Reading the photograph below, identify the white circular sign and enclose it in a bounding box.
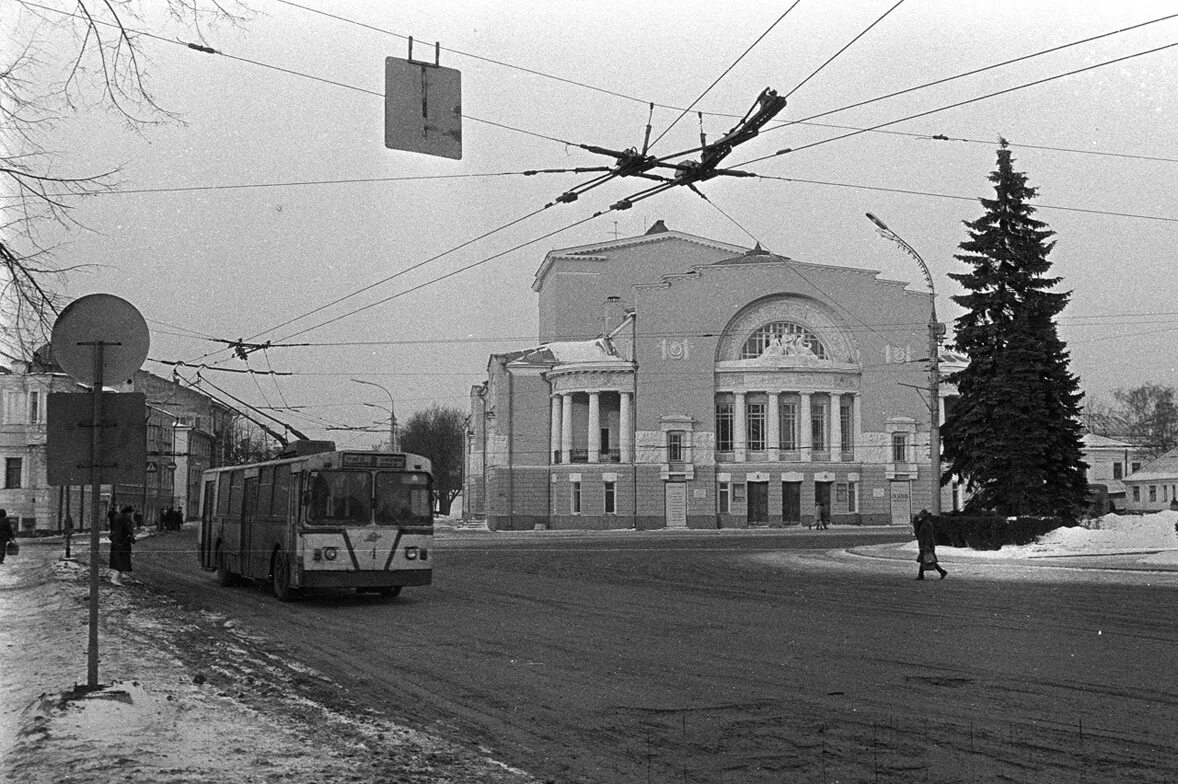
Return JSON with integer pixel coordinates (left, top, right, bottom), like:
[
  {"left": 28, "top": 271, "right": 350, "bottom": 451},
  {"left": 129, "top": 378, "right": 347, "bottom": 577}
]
[{"left": 50, "top": 294, "right": 150, "bottom": 386}]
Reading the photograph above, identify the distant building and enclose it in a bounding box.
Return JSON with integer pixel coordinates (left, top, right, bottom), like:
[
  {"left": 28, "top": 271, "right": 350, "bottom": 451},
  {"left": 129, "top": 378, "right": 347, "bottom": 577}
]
[
  {"left": 465, "top": 223, "right": 958, "bottom": 530},
  {"left": 1123, "top": 448, "right": 1178, "bottom": 513},
  {"left": 1081, "top": 433, "right": 1150, "bottom": 512},
  {"left": 0, "top": 346, "right": 232, "bottom": 533}
]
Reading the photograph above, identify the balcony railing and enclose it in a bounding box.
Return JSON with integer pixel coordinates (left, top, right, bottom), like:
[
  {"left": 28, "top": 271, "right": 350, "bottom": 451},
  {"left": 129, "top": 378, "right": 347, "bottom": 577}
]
[{"left": 553, "top": 449, "right": 621, "bottom": 464}]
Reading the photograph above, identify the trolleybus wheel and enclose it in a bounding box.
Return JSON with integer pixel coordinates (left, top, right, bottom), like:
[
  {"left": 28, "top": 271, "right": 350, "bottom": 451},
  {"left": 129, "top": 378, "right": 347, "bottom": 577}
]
[
  {"left": 377, "top": 586, "right": 402, "bottom": 599},
  {"left": 215, "top": 544, "right": 236, "bottom": 587},
  {"left": 271, "top": 549, "right": 296, "bottom": 602}
]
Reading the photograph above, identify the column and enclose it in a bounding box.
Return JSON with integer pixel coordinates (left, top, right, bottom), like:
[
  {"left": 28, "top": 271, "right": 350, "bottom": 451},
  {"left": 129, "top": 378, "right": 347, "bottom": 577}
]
[
  {"left": 619, "top": 391, "right": 633, "bottom": 463},
  {"left": 561, "top": 392, "right": 573, "bottom": 465},
  {"left": 799, "top": 392, "right": 812, "bottom": 462},
  {"left": 852, "top": 393, "right": 862, "bottom": 462},
  {"left": 767, "top": 392, "right": 780, "bottom": 462},
  {"left": 550, "top": 395, "right": 562, "bottom": 464},
  {"left": 830, "top": 392, "right": 842, "bottom": 463},
  {"left": 588, "top": 390, "right": 601, "bottom": 463},
  {"left": 734, "top": 391, "right": 747, "bottom": 462}
]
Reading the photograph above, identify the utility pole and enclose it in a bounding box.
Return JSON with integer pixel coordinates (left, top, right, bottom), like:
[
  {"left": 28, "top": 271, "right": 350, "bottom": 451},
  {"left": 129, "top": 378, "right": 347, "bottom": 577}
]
[{"left": 867, "top": 213, "right": 943, "bottom": 515}]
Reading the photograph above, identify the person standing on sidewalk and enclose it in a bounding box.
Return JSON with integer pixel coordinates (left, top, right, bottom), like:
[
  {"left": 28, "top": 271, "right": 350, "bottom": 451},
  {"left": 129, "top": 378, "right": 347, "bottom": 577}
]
[
  {"left": 0, "top": 509, "right": 14, "bottom": 564},
  {"left": 109, "top": 505, "right": 136, "bottom": 585},
  {"left": 913, "top": 510, "right": 947, "bottom": 580}
]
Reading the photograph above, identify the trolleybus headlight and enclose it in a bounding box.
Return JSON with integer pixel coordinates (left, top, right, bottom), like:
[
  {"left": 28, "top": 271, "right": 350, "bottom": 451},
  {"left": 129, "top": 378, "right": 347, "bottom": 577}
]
[
  {"left": 312, "top": 548, "right": 323, "bottom": 561},
  {"left": 405, "top": 546, "right": 418, "bottom": 560},
  {"left": 323, "top": 547, "right": 338, "bottom": 561},
  {"left": 419, "top": 548, "right": 428, "bottom": 560}
]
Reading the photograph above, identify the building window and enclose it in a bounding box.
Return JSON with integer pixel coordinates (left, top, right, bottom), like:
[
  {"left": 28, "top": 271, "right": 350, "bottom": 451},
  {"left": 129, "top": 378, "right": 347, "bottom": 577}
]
[
  {"left": 604, "top": 481, "right": 616, "bottom": 514},
  {"left": 4, "top": 458, "right": 21, "bottom": 489},
  {"left": 1149, "top": 485, "right": 1157, "bottom": 502},
  {"left": 1132, "top": 462, "right": 1142, "bottom": 472},
  {"left": 571, "top": 481, "right": 582, "bottom": 514},
  {"left": 1112, "top": 462, "right": 1123, "bottom": 480},
  {"left": 715, "top": 402, "right": 734, "bottom": 452},
  {"left": 891, "top": 433, "right": 908, "bottom": 463},
  {"left": 848, "top": 480, "right": 858, "bottom": 512},
  {"left": 667, "top": 430, "right": 686, "bottom": 463},
  {"left": 839, "top": 400, "right": 853, "bottom": 454},
  {"left": 779, "top": 400, "right": 798, "bottom": 451},
  {"left": 811, "top": 400, "right": 827, "bottom": 452},
  {"left": 28, "top": 390, "right": 40, "bottom": 424},
  {"left": 746, "top": 403, "right": 766, "bottom": 451},
  {"left": 719, "top": 482, "right": 730, "bottom": 513},
  {"left": 740, "top": 322, "right": 827, "bottom": 359},
  {"left": 1132, "top": 486, "right": 1140, "bottom": 502},
  {"left": 733, "top": 483, "right": 746, "bottom": 510}
]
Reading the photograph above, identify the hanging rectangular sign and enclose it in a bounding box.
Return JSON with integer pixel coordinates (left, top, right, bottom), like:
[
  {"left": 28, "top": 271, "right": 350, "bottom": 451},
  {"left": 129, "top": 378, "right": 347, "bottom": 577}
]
[
  {"left": 384, "top": 57, "right": 462, "bottom": 159},
  {"left": 47, "top": 393, "right": 147, "bottom": 486}
]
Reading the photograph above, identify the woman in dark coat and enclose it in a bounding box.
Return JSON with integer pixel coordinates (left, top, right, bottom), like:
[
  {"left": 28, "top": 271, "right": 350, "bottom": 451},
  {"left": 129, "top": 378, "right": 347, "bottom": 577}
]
[
  {"left": 109, "top": 505, "right": 135, "bottom": 585},
  {"left": 914, "top": 510, "right": 947, "bottom": 580}
]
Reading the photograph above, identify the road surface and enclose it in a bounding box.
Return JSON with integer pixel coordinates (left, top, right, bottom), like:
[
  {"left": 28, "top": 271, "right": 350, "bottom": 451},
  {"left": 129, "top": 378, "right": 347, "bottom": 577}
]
[{"left": 131, "top": 526, "right": 1178, "bottom": 783}]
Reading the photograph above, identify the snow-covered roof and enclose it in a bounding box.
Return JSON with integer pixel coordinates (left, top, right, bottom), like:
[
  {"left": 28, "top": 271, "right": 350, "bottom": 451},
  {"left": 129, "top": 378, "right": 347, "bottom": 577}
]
[
  {"left": 1125, "top": 447, "right": 1178, "bottom": 482},
  {"left": 506, "top": 337, "right": 627, "bottom": 367},
  {"left": 1083, "top": 433, "right": 1135, "bottom": 449}
]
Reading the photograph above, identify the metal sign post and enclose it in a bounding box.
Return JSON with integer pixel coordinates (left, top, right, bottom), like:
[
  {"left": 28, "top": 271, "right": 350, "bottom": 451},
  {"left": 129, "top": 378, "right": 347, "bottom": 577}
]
[
  {"left": 85, "top": 341, "right": 107, "bottom": 688},
  {"left": 50, "top": 294, "right": 149, "bottom": 690}
]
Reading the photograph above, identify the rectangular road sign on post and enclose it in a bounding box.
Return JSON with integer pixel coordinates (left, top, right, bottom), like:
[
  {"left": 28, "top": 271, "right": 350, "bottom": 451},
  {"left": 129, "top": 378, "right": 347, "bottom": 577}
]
[
  {"left": 47, "top": 392, "right": 147, "bottom": 486},
  {"left": 385, "top": 56, "right": 462, "bottom": 159}
]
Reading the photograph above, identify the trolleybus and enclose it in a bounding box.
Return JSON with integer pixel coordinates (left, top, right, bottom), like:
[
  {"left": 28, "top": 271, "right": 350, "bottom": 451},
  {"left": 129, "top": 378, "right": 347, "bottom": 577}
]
[{"left": 198, "top": 441, "right": 433, "bottom": 600}]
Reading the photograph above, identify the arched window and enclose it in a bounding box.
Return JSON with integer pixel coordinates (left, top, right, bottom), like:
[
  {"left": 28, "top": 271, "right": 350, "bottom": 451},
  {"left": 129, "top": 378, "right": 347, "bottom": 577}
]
[{"left": 741, "top": 322, "right": 826, "bottom": 359}]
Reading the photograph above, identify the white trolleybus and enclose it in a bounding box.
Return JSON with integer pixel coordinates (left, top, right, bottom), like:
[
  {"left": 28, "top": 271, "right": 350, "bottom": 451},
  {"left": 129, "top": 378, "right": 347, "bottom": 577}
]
[{"left": 198, "top": 441, "right": 433, "bottom": 601}]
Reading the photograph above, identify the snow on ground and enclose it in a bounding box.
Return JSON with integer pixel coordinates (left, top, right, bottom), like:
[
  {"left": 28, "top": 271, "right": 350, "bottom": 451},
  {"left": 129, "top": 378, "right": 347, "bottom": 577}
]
[
  {"left": 0, "top": 537, "right": 537, "bottom": 784},
  {"left": 903, "top": 510, "right": 1178, "bottom": 565}
]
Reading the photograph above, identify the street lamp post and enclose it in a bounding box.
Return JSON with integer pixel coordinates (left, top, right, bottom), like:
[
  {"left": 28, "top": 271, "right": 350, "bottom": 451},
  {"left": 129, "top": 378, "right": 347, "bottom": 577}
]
[
  {"left": 351, "top": 378, "right": 398, "bottom": 451},
  {"left": 866, "top": 213, "right": 943, "bottom": 515}
]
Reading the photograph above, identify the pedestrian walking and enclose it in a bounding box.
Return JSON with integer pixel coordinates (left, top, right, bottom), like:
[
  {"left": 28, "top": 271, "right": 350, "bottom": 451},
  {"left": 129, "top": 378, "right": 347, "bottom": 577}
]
[
  {"left": 109, "top": 505, "right": 136, "bottom": 585},
  {"left": 913, "top": 509, "right": 947, "bottom": 580},
  {"left": 819, "top": 499, "right": 831, "bottom": 529},
  {"left": 0, "top": 509, "right": 14, "bottom": 564}
]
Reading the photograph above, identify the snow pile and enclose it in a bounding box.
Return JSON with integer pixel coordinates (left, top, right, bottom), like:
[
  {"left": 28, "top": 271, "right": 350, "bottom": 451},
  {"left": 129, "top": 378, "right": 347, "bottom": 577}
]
[{"left": 930, "top": 511, "right": 1178, "bottom": 561}]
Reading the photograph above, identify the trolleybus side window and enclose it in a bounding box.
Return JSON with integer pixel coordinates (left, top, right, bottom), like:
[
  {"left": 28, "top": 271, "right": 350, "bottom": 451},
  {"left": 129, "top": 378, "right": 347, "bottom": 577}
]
[
  {"left": 228, "top": 471, "right": 244, "bottom": 519},
  {"left": 374, "top": 472, "right": 432, "bottom": 525},
  {"left": 306, "top": 470, "right": 371, "bottom": 523},
  {"left": 273, "top": 468, "right": 291, "bottom": 518},
  {"left": 216, "top": 473, "right": 233, "bottom": 516},
  {"left": 257, "top": 467, "right": 274, "bottom": 518}
]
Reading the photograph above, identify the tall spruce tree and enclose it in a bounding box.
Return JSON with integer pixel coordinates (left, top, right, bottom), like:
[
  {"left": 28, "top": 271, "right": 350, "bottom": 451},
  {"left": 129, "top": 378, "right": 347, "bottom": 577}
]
[{"left": 941, "top": 141, "right": 1088, "bottom": 521}]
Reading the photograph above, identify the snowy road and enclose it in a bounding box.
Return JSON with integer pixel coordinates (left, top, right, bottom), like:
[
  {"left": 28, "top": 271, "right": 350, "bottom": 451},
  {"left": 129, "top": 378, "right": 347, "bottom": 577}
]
[{"left": 107, "top": 525, "right": 1178, "bottom": 784}]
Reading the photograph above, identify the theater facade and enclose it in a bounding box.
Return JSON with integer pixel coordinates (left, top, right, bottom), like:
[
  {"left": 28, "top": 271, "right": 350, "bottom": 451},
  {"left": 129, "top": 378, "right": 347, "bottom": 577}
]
[{"left": 465, "top": 222, "right": 955, "bottom": 530}]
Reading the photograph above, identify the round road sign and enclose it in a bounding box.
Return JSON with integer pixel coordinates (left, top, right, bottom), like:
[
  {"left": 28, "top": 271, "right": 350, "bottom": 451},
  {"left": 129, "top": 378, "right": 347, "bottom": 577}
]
[{"left": 50, "top": 294, "right": 150, "bottom": 386}]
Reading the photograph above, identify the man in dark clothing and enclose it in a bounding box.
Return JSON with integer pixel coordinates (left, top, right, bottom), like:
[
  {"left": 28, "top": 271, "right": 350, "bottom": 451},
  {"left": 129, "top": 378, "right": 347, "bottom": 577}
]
[
  {"left": 914, "top": 509, "right": 947, "bottom": 580},
  {"left": 0, "top": 509, "right": 14, "bottom": 564},
  {"left": 109, "top": 505, "right": 135, "bottom": 585}
]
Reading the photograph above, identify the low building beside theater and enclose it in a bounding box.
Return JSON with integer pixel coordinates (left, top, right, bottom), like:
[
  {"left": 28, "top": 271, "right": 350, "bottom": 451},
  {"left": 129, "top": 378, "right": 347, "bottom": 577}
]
[{"left": 465, "top": 222, "right": 957, "bottom": 530}]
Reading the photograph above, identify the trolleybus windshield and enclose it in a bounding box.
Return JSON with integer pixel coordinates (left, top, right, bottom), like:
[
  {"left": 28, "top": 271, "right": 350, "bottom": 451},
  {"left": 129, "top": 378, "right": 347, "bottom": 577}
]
[
  {"left": 375, "top": 472, "right": 432, "bottom": 525},
  {"left": 306, "top": 470, "right": 431, "bottom": 525}
]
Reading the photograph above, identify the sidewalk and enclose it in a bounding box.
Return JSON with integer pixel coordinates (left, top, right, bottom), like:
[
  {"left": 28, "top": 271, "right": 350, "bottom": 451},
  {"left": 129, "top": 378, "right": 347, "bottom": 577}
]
[{"left": 0, "top": 538, "right": 537, "bottom": 784}]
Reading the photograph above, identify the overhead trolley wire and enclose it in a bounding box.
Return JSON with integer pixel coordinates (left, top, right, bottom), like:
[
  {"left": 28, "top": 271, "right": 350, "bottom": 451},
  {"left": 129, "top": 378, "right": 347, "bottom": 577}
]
[
  {"left": 735, "top": 12, "right": 1178, "bottom": 162},
  {"left": 647, "top": 1, "right": 802, "bottom": 151},
  {"left": 270, "top": 209, "right": 612, "bottom": 343},
  {"left": 16, "top": 0, "right": 574, "bottom": 149},
  {"left": 783, "top": 0, "right": 905, "bottom": 100},
  {"left": 735, "top": 37, "right": 1178, "bottom": 169},
  {"left": 753, "top": 173, "right": 1178, "bottom": 224}
]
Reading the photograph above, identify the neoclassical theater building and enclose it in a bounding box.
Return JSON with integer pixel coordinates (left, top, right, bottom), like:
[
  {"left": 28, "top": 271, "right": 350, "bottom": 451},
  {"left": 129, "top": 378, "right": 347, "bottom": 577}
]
[{"left": 465, "top": 221, "right": 955, "bottom": 530}]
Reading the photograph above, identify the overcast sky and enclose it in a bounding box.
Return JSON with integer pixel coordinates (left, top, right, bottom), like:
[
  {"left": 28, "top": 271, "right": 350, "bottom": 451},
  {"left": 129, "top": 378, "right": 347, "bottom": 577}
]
[{"left": 14, "top": 0, "right": 1178, "bottom": 447}]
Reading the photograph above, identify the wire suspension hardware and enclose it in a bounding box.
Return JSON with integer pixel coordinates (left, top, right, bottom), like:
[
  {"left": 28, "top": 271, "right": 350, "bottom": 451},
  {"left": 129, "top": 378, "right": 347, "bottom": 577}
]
[
  {"left": 545, "top": 87, "right": 787, "bottom": 211},
  {"left": 407, "top": 36, "right": 441, "bottom": 67}
]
